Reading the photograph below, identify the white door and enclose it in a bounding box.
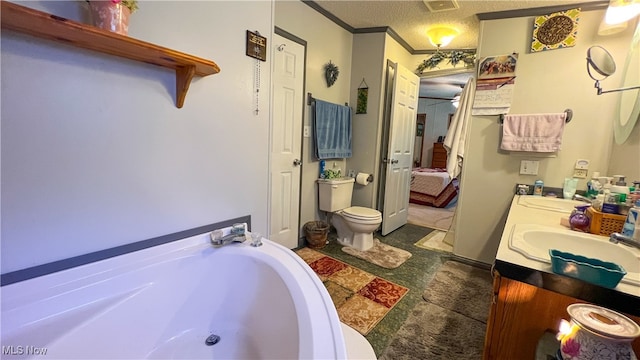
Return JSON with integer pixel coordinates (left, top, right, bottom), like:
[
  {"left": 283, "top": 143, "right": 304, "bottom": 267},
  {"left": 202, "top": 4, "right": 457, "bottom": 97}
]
[
  {"left": 269, "top": 34, "right": 304, "bottom": 249},
  {"left": 381, "top": 63, "right": 420, "bottom": 235}
]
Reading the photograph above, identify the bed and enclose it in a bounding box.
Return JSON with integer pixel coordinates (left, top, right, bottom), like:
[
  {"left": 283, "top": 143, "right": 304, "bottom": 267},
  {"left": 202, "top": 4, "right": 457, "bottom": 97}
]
[{"left": 409, "top": 167, "right": 458, "bottom": 208}]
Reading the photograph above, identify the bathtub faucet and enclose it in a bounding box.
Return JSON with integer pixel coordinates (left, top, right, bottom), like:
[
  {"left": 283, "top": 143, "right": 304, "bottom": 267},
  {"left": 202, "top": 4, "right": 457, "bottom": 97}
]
[{"left": 210, "top": 223, "right": 247, "bottom": 247}]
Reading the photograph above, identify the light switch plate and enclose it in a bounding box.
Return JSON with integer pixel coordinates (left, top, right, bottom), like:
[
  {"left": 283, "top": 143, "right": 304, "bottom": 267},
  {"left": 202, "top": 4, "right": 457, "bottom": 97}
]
[{"left": 520, "top": 160, "right": 539, "bottom": 175}]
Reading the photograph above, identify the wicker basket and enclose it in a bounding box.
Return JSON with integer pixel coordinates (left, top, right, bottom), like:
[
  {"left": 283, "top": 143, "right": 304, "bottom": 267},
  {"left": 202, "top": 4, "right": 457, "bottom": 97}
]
[
  {"left": 586, "top": 207, "right": 625, "bottom": 236},
  {"left": 303, "top": 221, "right": 330, "bottom": 249}
]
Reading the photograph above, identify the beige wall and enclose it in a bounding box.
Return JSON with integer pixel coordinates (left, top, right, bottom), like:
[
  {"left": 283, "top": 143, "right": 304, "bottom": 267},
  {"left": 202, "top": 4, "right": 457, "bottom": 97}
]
[
  {"left": 274, "top": 1, "right": 353, "bottom": 235},
  {"left": 348, "top": 32, "right": 386, "bottom": 208},
  {"left": 453, "top": 11, "right": 638, "bottom": 264}
]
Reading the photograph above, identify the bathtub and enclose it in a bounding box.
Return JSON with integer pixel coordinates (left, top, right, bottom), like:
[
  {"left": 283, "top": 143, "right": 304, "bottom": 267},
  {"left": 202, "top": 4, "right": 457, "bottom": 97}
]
[{"left": 1, "top": 224, "right": 348, "bottom": 359}]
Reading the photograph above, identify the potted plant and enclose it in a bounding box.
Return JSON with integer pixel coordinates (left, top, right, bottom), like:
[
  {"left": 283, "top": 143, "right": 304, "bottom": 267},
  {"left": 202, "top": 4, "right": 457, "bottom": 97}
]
[{"left": 86, "top": 0, "right": 138, "bottom": 35}]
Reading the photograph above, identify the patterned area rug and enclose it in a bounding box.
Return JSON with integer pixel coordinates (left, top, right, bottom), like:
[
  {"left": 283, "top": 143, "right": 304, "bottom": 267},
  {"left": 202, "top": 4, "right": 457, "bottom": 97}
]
[
  {"left": 296, "top": 247, "right": 409, "bottom": 335},
  {"left": 340, "top": 238, "right": 412, "bottom": 269},
  {"left": 414, "top": 230, "right": 453, "bottom": 253},
  {"left": 380, "top": 261, "right": 492, "bottom": 360}
]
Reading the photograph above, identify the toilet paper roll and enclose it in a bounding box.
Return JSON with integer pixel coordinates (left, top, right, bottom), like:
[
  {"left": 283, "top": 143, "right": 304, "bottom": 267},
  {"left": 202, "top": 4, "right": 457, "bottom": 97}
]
[{"left": 356, "top": 173, "right": 371, "bottom": 186}]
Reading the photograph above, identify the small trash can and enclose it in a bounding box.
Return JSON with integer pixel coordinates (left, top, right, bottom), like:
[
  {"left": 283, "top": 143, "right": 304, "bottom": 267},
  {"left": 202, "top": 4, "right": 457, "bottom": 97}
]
[{"left": 304, "top": 221, "right": 330, "bottom": 249}]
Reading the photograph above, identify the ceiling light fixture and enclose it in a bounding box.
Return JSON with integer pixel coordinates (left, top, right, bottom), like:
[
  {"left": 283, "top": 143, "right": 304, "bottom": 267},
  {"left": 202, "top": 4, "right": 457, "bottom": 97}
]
[
  {"left": 604, "top": 0, "right": 640, "bottom": 25},
  {"left": 426, "top": 27, "right": 459, "bottom": 48}
]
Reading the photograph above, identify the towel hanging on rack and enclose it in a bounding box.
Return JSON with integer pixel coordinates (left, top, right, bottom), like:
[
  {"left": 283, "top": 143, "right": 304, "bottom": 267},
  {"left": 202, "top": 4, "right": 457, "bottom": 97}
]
[
  {"left": 313, "top": 99, "right": 352, "bottom": 159},
  {"left": 500, "top": 112, "right": 567, "bottom": 152}
]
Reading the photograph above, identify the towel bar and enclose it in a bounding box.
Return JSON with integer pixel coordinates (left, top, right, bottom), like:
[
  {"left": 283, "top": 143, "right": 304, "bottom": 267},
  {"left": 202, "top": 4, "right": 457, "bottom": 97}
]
[
  {"left": 499, "top": 109, "right": 572, "bottom": 124},
  {"left": 307, "top": 92, "right": 348, "bottom": 107}
]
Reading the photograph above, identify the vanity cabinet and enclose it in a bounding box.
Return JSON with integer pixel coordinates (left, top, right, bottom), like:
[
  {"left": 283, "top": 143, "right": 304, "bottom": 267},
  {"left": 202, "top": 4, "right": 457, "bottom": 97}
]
[{"left": 483, "top": 273, "right": 640, "bottom": 359}]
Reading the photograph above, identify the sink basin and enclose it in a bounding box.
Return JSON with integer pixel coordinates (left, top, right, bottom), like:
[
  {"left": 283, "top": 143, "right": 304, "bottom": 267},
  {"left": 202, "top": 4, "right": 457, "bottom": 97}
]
[
  {"left": 509, "top": 224, "right": 640, "bottom": 286},
  {"left": 517, "top": 195, "right": 585, "bottom": 213}
]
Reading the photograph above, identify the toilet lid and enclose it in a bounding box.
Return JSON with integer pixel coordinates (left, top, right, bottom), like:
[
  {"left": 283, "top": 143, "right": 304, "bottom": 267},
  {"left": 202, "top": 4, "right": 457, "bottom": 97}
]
[{"left": 342, "top": 206, "right": 382, "bottom": 221}]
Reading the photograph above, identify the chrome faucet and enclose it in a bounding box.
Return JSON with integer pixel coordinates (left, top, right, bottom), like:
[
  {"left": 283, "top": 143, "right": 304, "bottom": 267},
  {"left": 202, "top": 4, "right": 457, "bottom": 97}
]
[
  {"left": 573, "top": 194, "right": 592, "bottom": 203},
  {"left": 210, "top": 223, "right": 247, "bottom": 247},
  {"left": 609, "top": 232, "right": 640, "bottom": 250}
]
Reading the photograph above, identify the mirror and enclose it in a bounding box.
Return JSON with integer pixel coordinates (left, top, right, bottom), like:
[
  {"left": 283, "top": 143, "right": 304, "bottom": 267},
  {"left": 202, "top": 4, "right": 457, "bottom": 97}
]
[
  {"left": 586, "top": 45, "right": 616, "bottom": 78},
  {"left": 586, "top": 44, "right": 640, "bottom": 96}
]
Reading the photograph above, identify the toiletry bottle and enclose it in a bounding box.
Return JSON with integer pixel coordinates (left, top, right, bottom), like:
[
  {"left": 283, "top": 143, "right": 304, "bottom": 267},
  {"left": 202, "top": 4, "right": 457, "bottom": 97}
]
[
  {"left": 621, "top": 199, "right": 640, "bottom": 238},
  {"left": 569, "top": 205, "right": 591, "bottom": 232},
  {"left": 586, "top": 172, "right": 601, "bottom": 198},
  {"left": 319, "top": 160, "right": 326, "bottom": 179},
  {"left": 533, "top": 180, "right": 544, "bottom": 196},
  {"left": 611, "top": 175, "right": 629, "bottom": 204}
]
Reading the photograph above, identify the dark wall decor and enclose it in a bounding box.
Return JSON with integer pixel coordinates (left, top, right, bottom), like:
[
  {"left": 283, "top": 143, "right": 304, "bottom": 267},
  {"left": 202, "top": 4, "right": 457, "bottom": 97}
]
[
  {"left": 246, "top": 30, "right": 267, "bottom": 61},
  {"left": 324, "top": 61, "right": 339, "bottom": 87},
  {"left": 356, "top": 78, "right": 368, "bottom": 114}
]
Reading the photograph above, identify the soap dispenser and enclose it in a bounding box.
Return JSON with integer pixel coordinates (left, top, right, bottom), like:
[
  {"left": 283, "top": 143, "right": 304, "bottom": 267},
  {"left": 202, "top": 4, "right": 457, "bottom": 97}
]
[{"left": 569, "top": 205, "right": 591, "bottom": 232}]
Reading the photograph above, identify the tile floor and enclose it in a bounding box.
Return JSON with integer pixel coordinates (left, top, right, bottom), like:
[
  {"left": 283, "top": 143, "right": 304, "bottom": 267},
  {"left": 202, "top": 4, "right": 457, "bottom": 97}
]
[{"left": 304, "top": 223, "right": 455, "bottom": 356}]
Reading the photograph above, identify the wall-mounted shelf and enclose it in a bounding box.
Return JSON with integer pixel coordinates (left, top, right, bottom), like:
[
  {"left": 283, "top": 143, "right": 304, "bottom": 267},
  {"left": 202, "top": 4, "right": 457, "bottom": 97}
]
[{"left": 0, "top": 1, "right": 220, "bottom": 108}]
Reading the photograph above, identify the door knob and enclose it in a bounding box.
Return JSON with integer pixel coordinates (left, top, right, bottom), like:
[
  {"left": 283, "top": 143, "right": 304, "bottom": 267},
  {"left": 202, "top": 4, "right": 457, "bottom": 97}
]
[
  {"left": 391, "top": 159, "right": 399, "bottom": 164},
  {"left": 293, "top": 159, "right": 302, "bottom": 166}
]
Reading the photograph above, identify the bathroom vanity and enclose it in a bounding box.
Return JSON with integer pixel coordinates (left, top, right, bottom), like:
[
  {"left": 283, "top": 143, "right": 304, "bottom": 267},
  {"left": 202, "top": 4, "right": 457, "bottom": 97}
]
[{"left": 483, "top": 195, "right": 640, "bottom": 359}]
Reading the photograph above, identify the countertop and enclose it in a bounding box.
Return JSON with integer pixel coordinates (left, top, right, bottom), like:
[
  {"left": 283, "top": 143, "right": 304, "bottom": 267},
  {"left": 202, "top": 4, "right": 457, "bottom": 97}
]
[{"left": 494, "top": 195, "right": 640, "bottom": 317}]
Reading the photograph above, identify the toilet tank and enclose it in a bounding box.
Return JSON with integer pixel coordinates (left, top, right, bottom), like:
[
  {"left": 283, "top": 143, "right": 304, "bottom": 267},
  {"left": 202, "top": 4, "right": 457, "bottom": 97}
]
[{"left": 318, "top": 177, "right": 355, "bottom": 212}]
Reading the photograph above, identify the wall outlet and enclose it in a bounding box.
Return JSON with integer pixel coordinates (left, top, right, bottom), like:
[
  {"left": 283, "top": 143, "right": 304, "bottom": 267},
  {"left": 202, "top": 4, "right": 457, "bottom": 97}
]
[
  {"left": 303, "top": 126, "right": 310, "bottom": 138},
  {"left": 348, "top": 169, "right": 356, "bottom": 178},
  {"left": 519, "top": 160, "right": 539, "bottom": 175},
  {"left": 573, "top": 169, "right": 588, "bottom": 178}
]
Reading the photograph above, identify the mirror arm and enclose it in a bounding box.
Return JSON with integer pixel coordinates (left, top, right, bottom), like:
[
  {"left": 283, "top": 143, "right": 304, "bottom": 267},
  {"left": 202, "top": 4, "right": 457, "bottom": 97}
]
[{"left": 595, "top": 83, "right": 640, "bottom": 95}]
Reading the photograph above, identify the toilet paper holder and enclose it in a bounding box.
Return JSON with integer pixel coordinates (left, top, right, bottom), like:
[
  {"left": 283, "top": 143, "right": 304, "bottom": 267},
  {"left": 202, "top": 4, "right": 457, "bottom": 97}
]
[{"left": 354, "top": 173, "right": 373, "bottom": 183}]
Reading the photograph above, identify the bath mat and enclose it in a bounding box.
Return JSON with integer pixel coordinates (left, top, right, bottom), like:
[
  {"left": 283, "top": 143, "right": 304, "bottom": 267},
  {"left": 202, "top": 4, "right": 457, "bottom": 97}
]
[
  {"left": 422, "top": 260, "right": 493, "bottom": 323},
  {"left": 295, "top": 247, "right": 409, "bottom": 335},
  {"left": 379, "top": 260, "right": 491, "bottom": 360},
  {"left": 413, "top": 230, "right": 452, "bottom": 253},
  {"left": 340, "top": 238, "right": 412, "bottom": 269}
]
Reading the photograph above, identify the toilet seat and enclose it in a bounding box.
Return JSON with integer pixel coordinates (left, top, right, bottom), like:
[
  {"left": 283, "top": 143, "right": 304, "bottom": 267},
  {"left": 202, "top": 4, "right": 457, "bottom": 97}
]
[{"left": 341, "top": 206, "right": 382, "bottom": 224}]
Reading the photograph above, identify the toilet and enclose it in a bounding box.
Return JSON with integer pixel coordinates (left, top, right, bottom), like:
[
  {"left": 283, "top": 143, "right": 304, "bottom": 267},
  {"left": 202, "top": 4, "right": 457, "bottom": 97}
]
[{"left": 318, "top": 177, "right": 382, "bottom": 251}]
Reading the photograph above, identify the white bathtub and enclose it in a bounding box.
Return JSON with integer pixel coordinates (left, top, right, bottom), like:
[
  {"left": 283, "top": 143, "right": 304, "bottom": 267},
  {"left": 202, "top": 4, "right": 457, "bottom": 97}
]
[{"left": 1, "top": 225, "right": 348, "bottom": 359}]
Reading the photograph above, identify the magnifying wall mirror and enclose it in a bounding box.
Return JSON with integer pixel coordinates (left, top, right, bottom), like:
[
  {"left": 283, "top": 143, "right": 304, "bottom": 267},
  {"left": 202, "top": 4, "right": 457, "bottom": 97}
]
[
  {"left": 586, "top": 24, "right": 640, "bottom": 144},
  {"left": 586, "top": 45, "right": 640, "bottom": 95}
]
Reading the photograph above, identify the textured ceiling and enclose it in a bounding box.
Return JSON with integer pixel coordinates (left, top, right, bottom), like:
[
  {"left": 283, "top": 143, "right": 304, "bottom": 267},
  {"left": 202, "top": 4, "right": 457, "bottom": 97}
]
[
  {"left": 313, "top": 0, "right": 604, "bottom": 51},
  {"left": 310, "top": 0, "right": 605, "bottom": 98}
]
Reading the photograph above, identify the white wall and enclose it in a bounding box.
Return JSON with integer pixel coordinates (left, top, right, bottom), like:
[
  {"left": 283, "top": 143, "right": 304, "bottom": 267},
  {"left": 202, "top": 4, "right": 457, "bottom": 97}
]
[
  {"left": 1, "top": 0, "right": 273, "bottom": 273},
  {"left": 453, "top": 10, "right": 637, "bottom": 264},
  {"left": 274, "top": 1, "right": 353, "bottom": 231}
]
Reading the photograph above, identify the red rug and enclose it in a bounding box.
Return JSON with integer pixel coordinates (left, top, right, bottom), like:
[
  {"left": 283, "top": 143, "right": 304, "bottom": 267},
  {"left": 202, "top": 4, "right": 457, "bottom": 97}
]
[{"left": 296, "top": 247, "right": 409, "bottom": 335}]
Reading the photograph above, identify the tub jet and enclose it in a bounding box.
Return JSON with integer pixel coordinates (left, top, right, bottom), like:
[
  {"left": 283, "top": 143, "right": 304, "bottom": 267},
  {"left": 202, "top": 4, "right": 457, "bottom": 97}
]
[{"left": 205, "top": 334, "right": 220, "bottom": 346}]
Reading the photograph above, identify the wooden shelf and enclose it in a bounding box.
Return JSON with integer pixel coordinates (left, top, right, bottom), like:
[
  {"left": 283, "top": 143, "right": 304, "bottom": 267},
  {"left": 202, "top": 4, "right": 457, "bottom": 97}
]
[{"left": 1, "top": 1, "right": 220, "bottom": 108}]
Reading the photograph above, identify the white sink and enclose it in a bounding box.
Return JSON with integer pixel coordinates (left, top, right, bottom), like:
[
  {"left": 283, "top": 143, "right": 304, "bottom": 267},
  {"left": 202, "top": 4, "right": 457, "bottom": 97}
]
[
  {"left": 517, "top": 195, "right": 585, "bottom": 213},
  {"left": 509, "top": 224, "right": 640, "bottom": 286}
]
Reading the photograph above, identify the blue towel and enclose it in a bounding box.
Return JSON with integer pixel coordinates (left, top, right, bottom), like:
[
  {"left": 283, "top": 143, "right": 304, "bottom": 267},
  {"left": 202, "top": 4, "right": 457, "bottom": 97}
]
[{"left": 313, "top": 99, "right": 352, "bottom": 159}]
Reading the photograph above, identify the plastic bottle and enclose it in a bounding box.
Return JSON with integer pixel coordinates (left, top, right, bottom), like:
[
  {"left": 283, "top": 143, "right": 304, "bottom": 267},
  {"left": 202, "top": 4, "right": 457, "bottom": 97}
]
[
  {"left": 319, "top": 160, "right": 326, "bottom": 179},
  {"left": 621, "top": 200, "right": 640, "bottom": 238},
  {"left": 569, "top": 205, "right": 591, "bottom": 232},
  {"left": 586, "top": 172, "right": 601, "bottom": 198},
  {"left": 611, "top": 175, "right": 629, "bottom": 204},
  {"left": 533, "top": 180, "right": 544, "bottom": 196}
]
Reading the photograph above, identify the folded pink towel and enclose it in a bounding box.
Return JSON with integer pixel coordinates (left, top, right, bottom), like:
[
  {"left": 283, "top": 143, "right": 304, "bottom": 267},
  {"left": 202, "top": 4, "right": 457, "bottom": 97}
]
[{"left": 500, "top": 113, "right": 566, "bottom": 152}]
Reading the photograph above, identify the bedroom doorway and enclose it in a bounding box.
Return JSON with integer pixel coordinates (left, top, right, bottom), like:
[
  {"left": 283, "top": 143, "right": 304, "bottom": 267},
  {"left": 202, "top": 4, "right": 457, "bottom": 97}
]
[{"left": 408, "top": 69, "right": 472, "bottom": 252}]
